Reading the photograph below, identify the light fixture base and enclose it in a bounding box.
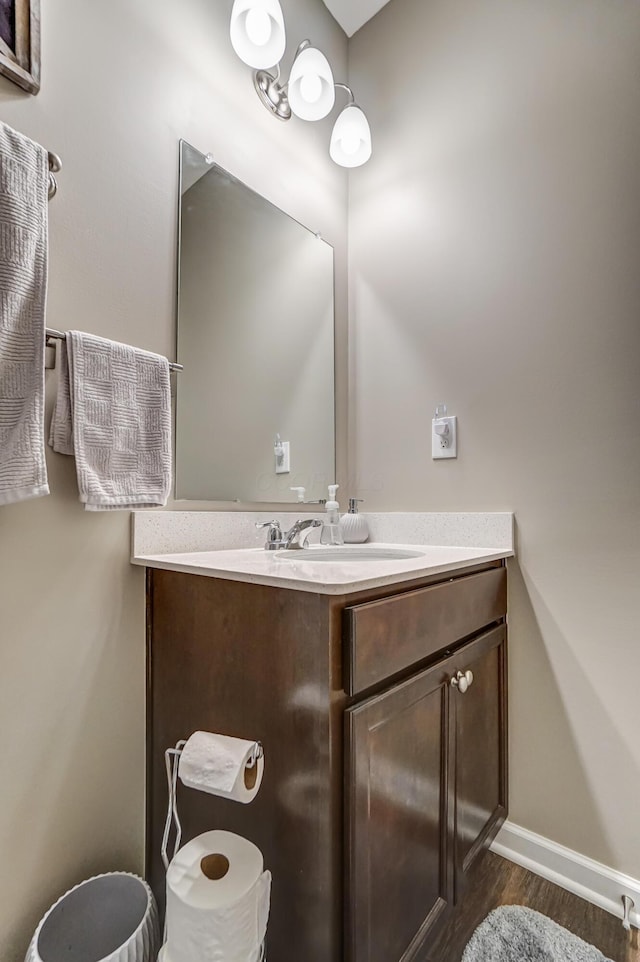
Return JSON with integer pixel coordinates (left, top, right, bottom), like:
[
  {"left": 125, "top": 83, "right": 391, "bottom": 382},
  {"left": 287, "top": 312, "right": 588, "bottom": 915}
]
[{"left": 254, "top": 70, "right": 291, "bottom": 121}]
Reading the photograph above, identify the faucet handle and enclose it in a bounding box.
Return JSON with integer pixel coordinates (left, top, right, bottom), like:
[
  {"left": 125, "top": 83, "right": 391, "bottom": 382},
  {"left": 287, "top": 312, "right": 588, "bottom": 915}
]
[{"left": 255, "top": 520, "right": 283, "bottom": 550}]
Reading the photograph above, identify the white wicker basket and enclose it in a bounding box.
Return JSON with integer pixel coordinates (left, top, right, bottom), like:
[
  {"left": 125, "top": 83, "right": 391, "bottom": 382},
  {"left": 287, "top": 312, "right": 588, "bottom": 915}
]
[{"left": 24, "top": 872, "right": 160, "bottom": 962}]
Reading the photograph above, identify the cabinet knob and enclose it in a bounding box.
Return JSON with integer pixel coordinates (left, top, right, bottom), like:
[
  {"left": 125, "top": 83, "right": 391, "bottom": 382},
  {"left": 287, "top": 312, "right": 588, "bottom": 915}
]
[{"left": 451, "top": 669, "right": 474, "bottom": 694}]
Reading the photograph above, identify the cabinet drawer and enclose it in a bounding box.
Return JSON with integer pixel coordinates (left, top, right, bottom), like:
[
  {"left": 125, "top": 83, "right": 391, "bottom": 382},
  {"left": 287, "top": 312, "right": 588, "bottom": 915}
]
[{"left": 343, "top": 566, "right": 507, "bottom": 695}]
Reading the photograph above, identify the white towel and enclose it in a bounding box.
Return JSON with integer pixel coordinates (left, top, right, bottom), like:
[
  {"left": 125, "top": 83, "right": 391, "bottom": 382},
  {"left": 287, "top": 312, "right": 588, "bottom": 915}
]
[
  {"left": 49, "top": 331, "right": 172, "bottom": 510},
  {"left": 0, "top": 122, "right": 50, "bottom": 505}
]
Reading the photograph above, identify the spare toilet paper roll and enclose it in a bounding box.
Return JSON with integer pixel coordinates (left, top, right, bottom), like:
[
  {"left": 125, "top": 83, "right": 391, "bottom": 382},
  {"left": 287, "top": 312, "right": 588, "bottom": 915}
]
[
  {"left": 164, "top": 831, "right": 271, "bottom": 962},
  {"left": 178, "top": 731, "right": 264, "bottom": 803}
]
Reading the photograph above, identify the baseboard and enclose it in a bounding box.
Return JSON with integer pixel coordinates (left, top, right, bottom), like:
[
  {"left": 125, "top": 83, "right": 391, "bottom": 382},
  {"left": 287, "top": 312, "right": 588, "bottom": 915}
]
[{"left": 491, "top": 821, "right": 640, "bottom": 930}]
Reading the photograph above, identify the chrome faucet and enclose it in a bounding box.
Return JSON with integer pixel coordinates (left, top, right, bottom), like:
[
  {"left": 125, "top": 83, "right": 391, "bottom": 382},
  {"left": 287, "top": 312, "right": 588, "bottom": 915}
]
[
  {"left": 256, "top": 518, "right": 322, "bottom": 551},
  {"left": 283, "top": 518, "right": 323, "bottom": 549}
]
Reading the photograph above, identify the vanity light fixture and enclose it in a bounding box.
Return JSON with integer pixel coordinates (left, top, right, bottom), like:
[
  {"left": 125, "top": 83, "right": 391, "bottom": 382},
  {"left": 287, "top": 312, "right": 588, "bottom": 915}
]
[
  {"left": 330, "top": 84, "right": 372, "bottom": 168},
  {"left": 288, "top": 43, "right": 335, "bottom": 121},
  {"left": 229, "top": 0, "right": 372, "bottom": 167},
  {"left": 230, "top": 0, "right": 287, "bottom": 69}
]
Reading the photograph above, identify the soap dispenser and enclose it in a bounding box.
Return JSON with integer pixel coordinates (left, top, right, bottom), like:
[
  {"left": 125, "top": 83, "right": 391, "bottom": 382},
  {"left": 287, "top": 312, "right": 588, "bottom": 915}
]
[
  {"left": 320, "top": 484, "right": 344, "bottom": 546},
  {"left": 340, "top": 498, "right": 369, "bottom": 544}
]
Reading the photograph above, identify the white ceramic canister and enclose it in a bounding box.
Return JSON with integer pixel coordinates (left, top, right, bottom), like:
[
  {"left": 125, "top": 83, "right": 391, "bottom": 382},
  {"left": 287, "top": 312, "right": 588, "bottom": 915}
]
[{"left": 340, "top": 498, "right": 369, "bottom": 543}]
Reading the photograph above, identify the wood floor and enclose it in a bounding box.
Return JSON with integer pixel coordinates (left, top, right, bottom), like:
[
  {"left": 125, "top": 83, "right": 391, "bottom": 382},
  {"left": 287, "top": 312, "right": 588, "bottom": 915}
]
[{"left": 427, "top": 853, "right": 639, "bottom": 962}]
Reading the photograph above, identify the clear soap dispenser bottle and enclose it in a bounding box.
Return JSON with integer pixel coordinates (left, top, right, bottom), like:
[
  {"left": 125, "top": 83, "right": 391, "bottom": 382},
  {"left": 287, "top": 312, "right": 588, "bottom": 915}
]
[{"left": 320, "top": 484, "right": 344, "bottom": 546}]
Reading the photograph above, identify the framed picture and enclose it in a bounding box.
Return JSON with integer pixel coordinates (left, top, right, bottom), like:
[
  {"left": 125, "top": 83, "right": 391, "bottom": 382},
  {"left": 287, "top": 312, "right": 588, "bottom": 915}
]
[{"left": 0, "top": 0, "right": 40, "bottom": 94}]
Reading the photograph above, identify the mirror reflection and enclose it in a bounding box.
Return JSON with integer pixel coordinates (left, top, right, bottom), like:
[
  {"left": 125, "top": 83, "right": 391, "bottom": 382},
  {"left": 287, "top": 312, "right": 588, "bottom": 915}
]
[{"left": 175, "top": 142, "right": 335, "bottom": 503}]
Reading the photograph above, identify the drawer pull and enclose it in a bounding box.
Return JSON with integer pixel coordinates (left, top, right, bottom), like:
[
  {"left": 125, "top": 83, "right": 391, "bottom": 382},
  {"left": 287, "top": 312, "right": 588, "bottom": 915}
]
[{"left": 451, "top": 669, "right": 474, "bottom": 694}]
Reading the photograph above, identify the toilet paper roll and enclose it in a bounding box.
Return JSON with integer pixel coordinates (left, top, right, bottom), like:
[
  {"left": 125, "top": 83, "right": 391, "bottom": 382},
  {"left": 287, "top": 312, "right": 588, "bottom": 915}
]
[
  {"left": 159, "top": 944, "right": 265, "bottom": 962},
  {"left": 178, "top": 731, "right": 264, "bottom": 803},
  {"left": 165, "top": 831, "right": 271, "bottom": 962}
]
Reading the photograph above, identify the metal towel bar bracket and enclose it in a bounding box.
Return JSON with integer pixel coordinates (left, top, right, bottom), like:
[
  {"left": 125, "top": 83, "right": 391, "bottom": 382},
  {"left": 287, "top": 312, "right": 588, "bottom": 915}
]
[{"left": 47, "top": 151, "right": 61, "bottom": 200}]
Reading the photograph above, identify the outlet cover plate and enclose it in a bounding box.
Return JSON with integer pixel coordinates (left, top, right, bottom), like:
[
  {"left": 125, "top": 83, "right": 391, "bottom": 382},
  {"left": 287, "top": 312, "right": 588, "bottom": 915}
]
[
  {"left": 432, "top": 416, "right": 457, "bottom": 459},
  {"left": 276, "top": 441, "right": 290, "bottom": 474}
]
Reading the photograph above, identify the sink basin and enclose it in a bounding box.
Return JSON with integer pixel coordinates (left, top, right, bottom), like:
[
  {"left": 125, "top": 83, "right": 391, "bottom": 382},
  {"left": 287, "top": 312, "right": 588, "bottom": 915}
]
[{"left": 275, "top": 546, "right": 426, "bottom": 563}]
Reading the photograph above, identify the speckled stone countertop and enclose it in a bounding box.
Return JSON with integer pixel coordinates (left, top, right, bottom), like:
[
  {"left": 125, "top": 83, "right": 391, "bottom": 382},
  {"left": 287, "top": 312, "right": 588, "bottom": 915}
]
[{"left": 131, "top": 512, "right": 514, "bottom": 595}]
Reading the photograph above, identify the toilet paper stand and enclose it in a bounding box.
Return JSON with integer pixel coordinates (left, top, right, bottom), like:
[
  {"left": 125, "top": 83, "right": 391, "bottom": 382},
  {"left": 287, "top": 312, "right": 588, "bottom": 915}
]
[
  {"left": 160, "top": 738, "right": 267, "bottom": 962},
  {"left": 161, "top": 740, "right": 187, "bottom": 871},
  {"left": 161, "top": 738, "right": 264, "bottom": 870}
]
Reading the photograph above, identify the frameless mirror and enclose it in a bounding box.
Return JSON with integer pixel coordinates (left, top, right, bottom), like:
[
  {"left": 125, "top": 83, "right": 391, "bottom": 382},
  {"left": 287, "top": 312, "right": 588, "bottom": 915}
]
[{"left": 175, "top": 141, "right": 336, "bottom": 503}]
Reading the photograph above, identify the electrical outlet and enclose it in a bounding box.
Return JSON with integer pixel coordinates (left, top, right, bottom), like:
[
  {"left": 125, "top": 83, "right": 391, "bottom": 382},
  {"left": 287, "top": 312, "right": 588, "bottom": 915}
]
[{"left": 432, "top": 416, "right": 457, "bottom": 459}]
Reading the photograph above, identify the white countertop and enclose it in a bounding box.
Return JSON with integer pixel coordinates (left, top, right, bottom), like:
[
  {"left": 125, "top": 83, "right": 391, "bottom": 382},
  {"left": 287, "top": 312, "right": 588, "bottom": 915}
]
[{"left": 131, "top": 543, "right": 513, "bottom": 595}]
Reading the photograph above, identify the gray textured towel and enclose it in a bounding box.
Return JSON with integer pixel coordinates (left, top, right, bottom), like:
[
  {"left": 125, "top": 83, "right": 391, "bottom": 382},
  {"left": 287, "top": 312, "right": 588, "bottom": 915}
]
[
  {"left": 49, "top": 332, "right": 171, "bottom": 510},
  {"left": 0, "top": 122, "right": 50, "bottom": 505},
  {"left": 462, "top": 905, "right": 613, "bottom": 962}
]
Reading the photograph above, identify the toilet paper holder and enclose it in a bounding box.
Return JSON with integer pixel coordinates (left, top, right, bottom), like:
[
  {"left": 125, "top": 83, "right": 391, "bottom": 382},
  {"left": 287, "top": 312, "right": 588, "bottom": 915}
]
[{"left": 161, "top": 738, "right": 264, "bottom": 870}]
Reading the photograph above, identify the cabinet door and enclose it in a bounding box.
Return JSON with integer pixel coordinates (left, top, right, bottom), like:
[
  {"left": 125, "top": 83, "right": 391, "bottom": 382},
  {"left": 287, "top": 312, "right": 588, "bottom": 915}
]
[
  {"left": 345, "top": 657, "right": 455, "bottom": 962},
  {"left": 452, "top": 624, "right": 508, "bottom": 897}
]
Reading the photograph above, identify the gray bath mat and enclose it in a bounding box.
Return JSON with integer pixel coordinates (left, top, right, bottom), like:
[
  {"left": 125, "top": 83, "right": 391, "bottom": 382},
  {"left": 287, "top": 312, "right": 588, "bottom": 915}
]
[{"left": 462, "top": 905, "right": 613, "bottom": 962}]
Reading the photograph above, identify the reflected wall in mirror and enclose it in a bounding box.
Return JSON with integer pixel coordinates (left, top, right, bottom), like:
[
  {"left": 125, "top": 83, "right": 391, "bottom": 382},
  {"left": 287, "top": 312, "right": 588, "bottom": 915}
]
[{"left": 176, "top": 141, "right": 336, "bottom": 503}]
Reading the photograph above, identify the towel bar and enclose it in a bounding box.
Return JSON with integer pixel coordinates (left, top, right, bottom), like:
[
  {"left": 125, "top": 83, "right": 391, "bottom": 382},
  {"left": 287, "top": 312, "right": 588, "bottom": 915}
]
[{"left": 45, "top": 328, "right": 184, "bottom": 372}]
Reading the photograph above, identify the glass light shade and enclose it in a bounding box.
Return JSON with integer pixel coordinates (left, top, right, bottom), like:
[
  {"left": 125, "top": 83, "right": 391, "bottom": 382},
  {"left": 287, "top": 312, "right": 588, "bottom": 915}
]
[
  {"left": 330, "top": 105, "right": 372, "bottom": 168},
  {"left": 230, "top": 0, "right": 286, "bottom": 69},
  {"left": 288, "top": 47, "right": 335, "bottom": 122}
]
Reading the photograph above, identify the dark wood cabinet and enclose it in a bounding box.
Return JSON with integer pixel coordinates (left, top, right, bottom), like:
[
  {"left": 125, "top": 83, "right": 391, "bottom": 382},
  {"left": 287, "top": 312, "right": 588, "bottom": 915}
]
[
  {"left": 345, "top": 656, "right": 453, "bottom": 962},
  {"left": 453, "top": 626, "right": 508, "bottom": 900},
  {"left": 146, "top": 561, "right": 508, "bottom": 962},
  {"left": 345, "top": 625, "right": 507, "bottom": 962}
]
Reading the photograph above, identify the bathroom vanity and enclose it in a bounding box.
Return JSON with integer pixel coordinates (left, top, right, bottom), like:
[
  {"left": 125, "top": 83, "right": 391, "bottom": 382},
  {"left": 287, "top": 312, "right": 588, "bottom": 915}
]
[{"left": 140, "top": 539, "right": 509, "bottom": 962}]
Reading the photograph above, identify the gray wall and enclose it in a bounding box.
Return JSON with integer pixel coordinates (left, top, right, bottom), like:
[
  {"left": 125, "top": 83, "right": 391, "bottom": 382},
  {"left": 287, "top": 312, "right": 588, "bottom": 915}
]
[
  {"left": 0, "top": 1, "right": 347, "bottom": 959},
  {"left": 348, "top": 0, "right": 640, "bottom": 875}
]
